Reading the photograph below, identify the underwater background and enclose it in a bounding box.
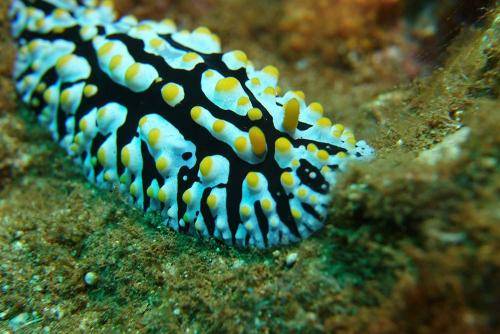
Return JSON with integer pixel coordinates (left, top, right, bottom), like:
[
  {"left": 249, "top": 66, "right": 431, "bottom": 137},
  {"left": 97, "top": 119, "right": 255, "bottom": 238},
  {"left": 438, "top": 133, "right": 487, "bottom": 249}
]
[{"left": 0, "top": 0, "right": 499, "bottom": 332}]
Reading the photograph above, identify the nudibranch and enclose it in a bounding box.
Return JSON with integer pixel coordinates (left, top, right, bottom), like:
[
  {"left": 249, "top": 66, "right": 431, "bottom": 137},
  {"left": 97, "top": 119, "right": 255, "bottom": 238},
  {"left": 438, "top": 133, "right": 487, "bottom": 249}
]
[{"left": 10, "top": 0, "right": 374, "bottom": 248}]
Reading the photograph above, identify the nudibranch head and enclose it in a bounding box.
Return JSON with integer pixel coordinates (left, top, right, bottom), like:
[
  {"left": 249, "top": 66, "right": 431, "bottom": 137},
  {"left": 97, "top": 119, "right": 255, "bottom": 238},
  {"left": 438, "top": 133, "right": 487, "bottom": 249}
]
[{"left": 10, "top": 0, "right": 374, "bottom": 248}]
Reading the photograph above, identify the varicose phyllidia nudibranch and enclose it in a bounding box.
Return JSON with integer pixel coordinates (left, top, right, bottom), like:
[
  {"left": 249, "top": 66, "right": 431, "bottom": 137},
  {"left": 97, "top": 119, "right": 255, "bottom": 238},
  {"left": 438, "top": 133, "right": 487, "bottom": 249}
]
[{"left": 10, "top": 0, "right": 375, "bottom": 248}]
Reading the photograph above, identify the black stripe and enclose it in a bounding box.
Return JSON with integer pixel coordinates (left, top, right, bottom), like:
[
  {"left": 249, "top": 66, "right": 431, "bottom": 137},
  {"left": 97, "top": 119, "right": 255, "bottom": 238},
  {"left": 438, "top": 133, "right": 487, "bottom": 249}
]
[
  {"left": 254, "top": 201, "right": 269, "bottom": 247},
  {"left": 200, "top": 187, "right": 216, "bottom": 236}
]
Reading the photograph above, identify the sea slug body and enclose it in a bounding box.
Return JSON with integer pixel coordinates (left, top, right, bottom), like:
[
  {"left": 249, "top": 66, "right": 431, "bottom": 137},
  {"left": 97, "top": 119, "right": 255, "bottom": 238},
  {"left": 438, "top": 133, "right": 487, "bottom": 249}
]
[{"left": 10, "top": 0, "right": 374, "bottom": 248}]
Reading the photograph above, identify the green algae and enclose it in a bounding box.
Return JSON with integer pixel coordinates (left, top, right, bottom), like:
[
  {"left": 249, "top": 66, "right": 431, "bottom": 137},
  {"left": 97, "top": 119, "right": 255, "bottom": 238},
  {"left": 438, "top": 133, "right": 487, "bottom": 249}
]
[{"left": 1, "top": 2, "right": 499, "bottom": 333}]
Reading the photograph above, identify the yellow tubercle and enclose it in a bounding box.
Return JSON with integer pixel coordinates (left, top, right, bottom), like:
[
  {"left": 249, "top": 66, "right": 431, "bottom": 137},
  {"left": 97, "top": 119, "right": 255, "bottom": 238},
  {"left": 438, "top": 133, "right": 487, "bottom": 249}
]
[
  {"left": 53, "top": 27, "right": 66, "bottom": 34},
  {"left": 310, "top": 195, "right": 318, "bottom": 204},
  {"left": 261, "top": 199, "right": 272, "bottom": 212},
  {"left": 129, "top": 183, "right": 138, "bottom": 197},
  {"left": 161, "top": 83, "right": 180, "bottom": 103},
  {"left": 246, "top": 172, "right": 260, "bottom": 189},
  {"left": 137, "top": 24, "right": 153, "bottom": 31},
  {"left": 60, "top": 89, "right": 71, "bottom": 106},
  {"left": 28, "top": 39, "right": 40, "bottom": 53},
  {"left": 247, "top": 108, "right": 263, "bottom": 121},
  {"left": 200, "top": 157, "right": 213, "bottom": 177},
  {"left": 275, "top": 137, "right": 292, "bottom": 154},
  {"left": 317, "top": 150, "right": 329, "bottom": 161},
  {"left": 309, "top": 102, "right": 324, "bottom": 115},
  {"left": 250, "top": 77, "right": 261, "bottom": 86},
  {"left": 27, "top": 40, "right": 40, "bottom": 53},
  {"left": 240, "top": 205, "right": 252, "bottom": 217},
  {"left": 336, "top": 152, "right": 347, "bottom": 159},
  {"left": 139, "top": 22, "right": 155, "bottom": 30},
  {"left": 83, "top": 8, "right": 97, "bottom": 17},
  {"left": 69, "top": 144, "right": 79, "bottom": 153},
  {"left": 43, "top": 90, "right": 52, "bottom": 104},
  {"left": 211, "top": 34, "right": 221, "bottom": 45},
  {"left": 97, "top": 147, "right": 106, "bottom": 166},
  {"left": 237, "top": 96, "right": 250, "bottom": 106},
  {"left": 291, "top": 208, "right": 302, "bottom": 219},
  {"left": 109, "top": 55, "right": 123, "bottom": 71},
  {"left": 263, "top": 87, "right": 276, "bottom": 96},
  {"left": 212, "top": 120, "right": 226, "bottom": 133},
  {"left": 234, "top": 51, "right": 248, "bottom": 63},
  {"left": 158, "top": 189, "right": 168, "bottom": 203},
  {"left": 23, "top": 76, "right": 34, "bottom": 86},
  {"left": 346, "top": 136, "right": 357, "bottom": 145},
  {"left": 249, "top": 127, "right": 267, "bottom": 156},
  {"left": 194, "top": 26, "right": 211, "bottom": 35},
  {"left": 182, "top": 189, "right": 192, "bottom": 204},
  {"left": 56, "top": 54, "right": 74, "bottom": 70},
  {"left": 139, "top": 116, "right": 148, "bottom": 127},
  {"left": 317, "top": 117, "right": 332, "bottom": 127},
  {"left": 161, "top": 18, "right": 176, "bottom": 28},
  {"left": 190, "top": 106, "right": 203, "bottom": 121},
  {"left": 215, "top": 77, "right": 239, "bottom": 92},
  {"left": 121, "top": 147, "right": 131, "bottom": 166},
  {"left": 125, "top": 63, "right": 141, "bottom": 81},
  {"left": 101, "top": 0, "right": 114, "bottom": 9},
  {"left": 35, "top": 18, "right": 46, "bottom": 29},
  {"left": 31, "top": 61, "right": 41, "bottom": 71},
  {"left": 79, "top": 119, "right": 88, "bottom": 132},
  {"left": 207, "top": 194, "right": 217, "bottom": 209},
  {"left": 80, "top": 26, "right": 92, "bottom": 38},
  {"left": 97, "top": 42, "right": 114, "bottom": 56},
  {"left": 297, "top": 187, "right": 308, "bottom": 198},
  {"left": 194, "top": 220, "right": 204, "bottom": 231},
  {"left": 307, "top": 143, "right": 317, "bottom": 152},
  {"left": 331, "top": 124, "right": 344, "bottom": 138},
  {"left": 149, "top": 38, "right": 165, "bottom": 49},
  {"left": 280, "top": 172, "right": 294, "bottom": 187},
  {"left": 147, "top": 128, "right": 161, "bottom": 147},
  {"left": 155, "top": 156, "right": 169, "bottom": 172},
  {"left": 146, "top": 186, "right": 155, "bottom": 198},
  {"left": 234, "top": 136, "right": 247, "bottom": 153},
  {"left": 294, "top": 90, "right": 306, "bottom": 100},
  {"left": 283, "top": 98, "right": 300, "bottom": 133},
  {"left": 74, "top": 133, "right": 83, "bottom": 145},
  {"left": 103, "top": 171, "right": 113, "bottom": 182},
  {"left": 83, "top": 84, "right": 98, "bottom": 98},
  {"left": 119, "top": 174, "right": 129, "bottom": 185},
  {"left": 182, "top": 52, "right": 199, "bottom": 62},
  {"left": 97, "top": 107, "right": 107, "bottom": 121},
  {"left": 36, "top": 83, "right": 47, "bottom": 93},
  {"left": 54, "top": 9, "right": 68, "bottom": 19},
  {"left": 262, "top": 65, "right": 279, "bottom": 79}
]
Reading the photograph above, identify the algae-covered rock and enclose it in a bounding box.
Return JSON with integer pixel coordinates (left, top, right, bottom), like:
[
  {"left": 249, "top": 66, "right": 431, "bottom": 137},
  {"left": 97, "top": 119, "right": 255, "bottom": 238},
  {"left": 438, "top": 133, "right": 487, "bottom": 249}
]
[{"left": 417, "top": 126, "right": 470, "bottom": 165}]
